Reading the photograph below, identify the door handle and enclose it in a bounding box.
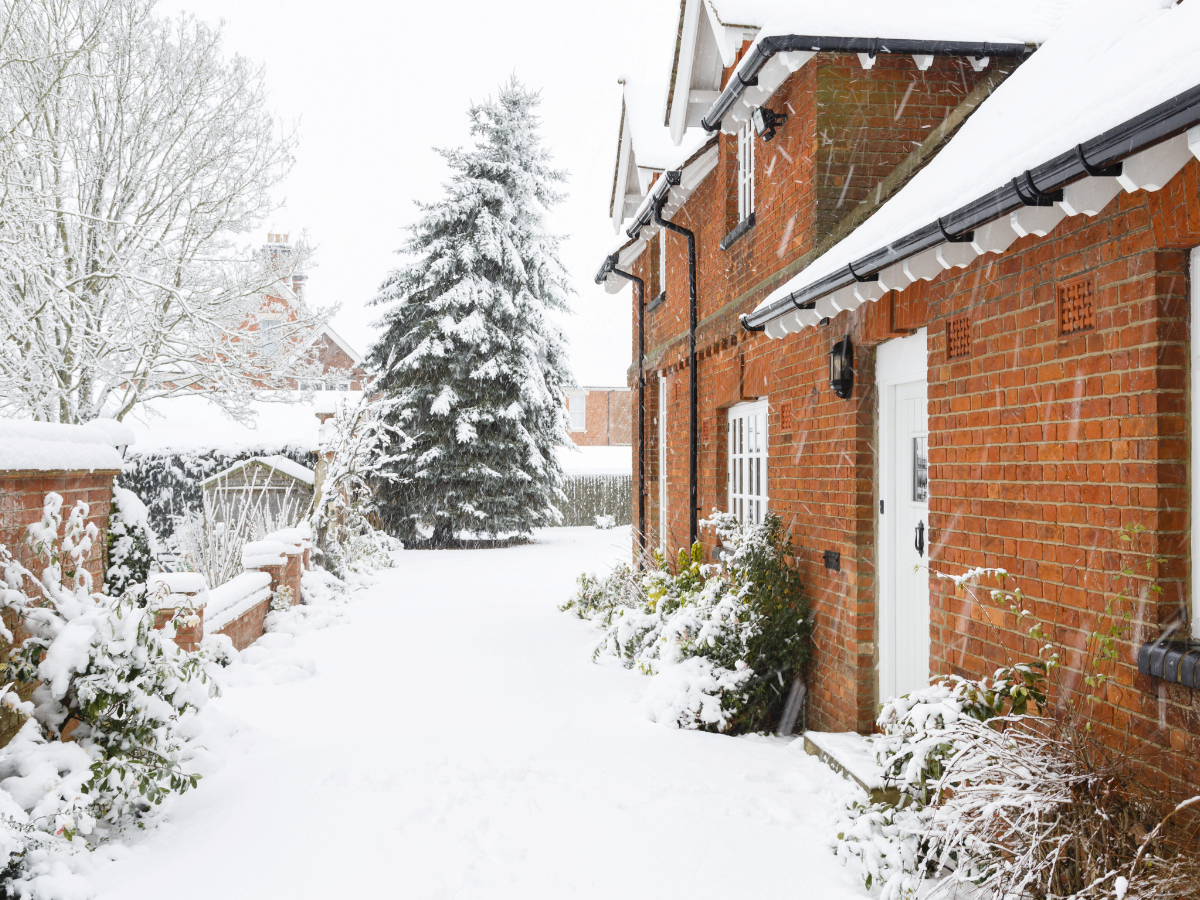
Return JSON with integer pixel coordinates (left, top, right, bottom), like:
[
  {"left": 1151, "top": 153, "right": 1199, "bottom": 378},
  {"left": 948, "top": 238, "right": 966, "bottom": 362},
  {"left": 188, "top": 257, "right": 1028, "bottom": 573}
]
[{"left": 915, "top": 520, "right": 925, "bottom": 558}]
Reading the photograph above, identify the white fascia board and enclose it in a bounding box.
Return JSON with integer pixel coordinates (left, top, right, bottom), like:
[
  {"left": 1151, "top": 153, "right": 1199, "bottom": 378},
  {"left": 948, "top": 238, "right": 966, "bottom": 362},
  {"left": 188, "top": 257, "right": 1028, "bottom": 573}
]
[
  {"left": 611, "top": 111, "right": 636, "bottom": 233},
  {"left": 600, "top": 237, "right": 649, "bottom": 294},
  {"left": 669, "top": 0, "right": 704, "bottom": 146}
]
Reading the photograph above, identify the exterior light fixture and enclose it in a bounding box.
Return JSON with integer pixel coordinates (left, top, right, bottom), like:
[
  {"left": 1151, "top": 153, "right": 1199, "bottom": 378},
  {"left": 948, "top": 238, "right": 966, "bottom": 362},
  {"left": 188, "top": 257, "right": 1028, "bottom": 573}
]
[
  {"left": 751, "top": 106, "right": 787, "bottom": 142},
  {"left": 829, "top": 335, "right": 854, "bottom": 399}
]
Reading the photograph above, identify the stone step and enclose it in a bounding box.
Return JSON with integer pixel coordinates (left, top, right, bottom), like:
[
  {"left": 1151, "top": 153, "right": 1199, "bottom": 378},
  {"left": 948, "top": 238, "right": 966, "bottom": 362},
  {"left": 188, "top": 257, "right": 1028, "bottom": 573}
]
[{"left": 802, "top": 731, "right": 901, "bottom": 805}]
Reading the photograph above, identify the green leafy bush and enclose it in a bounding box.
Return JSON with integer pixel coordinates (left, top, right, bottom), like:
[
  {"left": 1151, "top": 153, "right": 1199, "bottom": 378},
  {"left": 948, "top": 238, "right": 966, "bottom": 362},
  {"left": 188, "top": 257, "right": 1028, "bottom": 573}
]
[{"left": 564, "top": 512, "right": 811, "bottom": 734}]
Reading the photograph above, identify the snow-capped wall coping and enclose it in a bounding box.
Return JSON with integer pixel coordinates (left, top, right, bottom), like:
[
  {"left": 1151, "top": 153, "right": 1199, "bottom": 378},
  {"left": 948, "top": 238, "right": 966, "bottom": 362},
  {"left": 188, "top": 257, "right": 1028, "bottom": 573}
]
[
  {"left": 202, "top": 454, "right": 315, "bottom": 488},
  {"left": 0, "top": 419, "right": 133, "bottom": 473},
  {"left": 242, "top": 540, "right": 291, "bottom": 569},
  {"left": 205, "top": 571, "right": 273, "bottom": 632},
  {"left": 262, "top": 525, "right": 311, "bottom": 552},
  {"left": 147, "top": 572, "right": 210, "bottom": 610}
]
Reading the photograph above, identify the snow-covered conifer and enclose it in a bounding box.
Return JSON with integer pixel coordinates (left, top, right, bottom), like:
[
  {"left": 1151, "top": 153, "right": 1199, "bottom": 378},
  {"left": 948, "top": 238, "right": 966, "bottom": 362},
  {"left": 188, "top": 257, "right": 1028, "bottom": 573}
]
[{"left": 368, "top": 80, "right": 573, "bottom": 546}]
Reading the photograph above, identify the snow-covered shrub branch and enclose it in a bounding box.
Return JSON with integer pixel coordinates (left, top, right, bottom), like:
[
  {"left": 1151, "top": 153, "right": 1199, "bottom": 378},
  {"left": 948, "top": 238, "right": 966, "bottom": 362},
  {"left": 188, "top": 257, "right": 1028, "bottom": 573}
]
[
  {"left": 564, "top": 512, "right": 811, "bottom": 734},
  {"left": 310, "top": 396, "right": 406, "bottom": 577},
  {"left": 0, "top": 0, "right": 329, "bottom": 424},
  {"left": 834, "top": 528, "right": 1199, "bottom": 900},
  {"left": 106, "top": 487, "right": 158, "bottom": 598},
  {"left": 0, "top": 491, "right": 217, "bottom": 890}
]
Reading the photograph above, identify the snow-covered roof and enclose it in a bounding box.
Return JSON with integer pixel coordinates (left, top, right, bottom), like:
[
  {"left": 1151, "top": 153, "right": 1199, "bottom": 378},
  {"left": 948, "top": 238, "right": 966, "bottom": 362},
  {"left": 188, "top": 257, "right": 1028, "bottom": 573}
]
[
  {"left": 665, "top": 0, "right": 1070, "bottom": 147},
  {"left": 124, "top": 393, "right": 363, "bottom": 456},
  {"left": 609, "top": 79, "right": 710, "bottom": 233},
  {"left": 0, "top": 419, "right": 133, "bottom": 473},
  {"left": 750, "top": 0, "right": 1200, "bottom": 336},
  {"left": 202, "top": 454, "right": 315, "bottom": 488},
  {"left": 598, "top": 138, "right": 719, "bottom": 292}
]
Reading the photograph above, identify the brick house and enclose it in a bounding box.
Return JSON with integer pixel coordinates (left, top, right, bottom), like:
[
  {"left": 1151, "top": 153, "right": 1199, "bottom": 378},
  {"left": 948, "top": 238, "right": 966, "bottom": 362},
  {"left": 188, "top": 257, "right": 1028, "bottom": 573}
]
[
  {"left": 565, "top": 386, "right": 632, "bottom": 446},
  {"left": 596, "top": 0, "right": 1200, "bottom": 795},
  {"left": 257, "top": 233, "right": 369, "bottom": 391}
]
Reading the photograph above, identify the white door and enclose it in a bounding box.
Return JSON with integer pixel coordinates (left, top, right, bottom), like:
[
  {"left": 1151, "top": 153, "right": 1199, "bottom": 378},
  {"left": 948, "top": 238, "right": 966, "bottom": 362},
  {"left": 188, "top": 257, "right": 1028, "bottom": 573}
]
[{"left": 877, "top": 328, "right": 930, "bottom": 700}]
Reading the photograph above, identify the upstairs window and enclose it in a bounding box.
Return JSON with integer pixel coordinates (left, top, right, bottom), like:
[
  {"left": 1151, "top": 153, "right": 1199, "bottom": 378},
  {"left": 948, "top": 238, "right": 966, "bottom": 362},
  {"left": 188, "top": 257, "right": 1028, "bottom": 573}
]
[
  {"left": 568, "top": 393, "right": 587, "bottom": 432},
  {"left": 260, "top": 317, "right": 282, "bottom": 356},
  {"left": 728, "top": 399, "right": 768, "bottom": 525},
  {"left": 737, "top": 122, "right": 755, "bottom": 222}
]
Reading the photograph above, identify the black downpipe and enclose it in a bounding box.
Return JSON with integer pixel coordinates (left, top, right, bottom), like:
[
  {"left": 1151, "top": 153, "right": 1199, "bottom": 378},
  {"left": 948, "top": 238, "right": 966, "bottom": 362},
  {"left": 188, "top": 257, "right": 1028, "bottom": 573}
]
[
  {"left": 741, "top": 81, "right": 1200, "bottom": 332},
  {"left": 700, "top": 35, "right": 1029, "bottom": 134},
  {"left": 600, "top": 256, "right": 647, "bottom": 569},
  {"left": 653, "top": 176, "right": 698, "bottom": 549}
]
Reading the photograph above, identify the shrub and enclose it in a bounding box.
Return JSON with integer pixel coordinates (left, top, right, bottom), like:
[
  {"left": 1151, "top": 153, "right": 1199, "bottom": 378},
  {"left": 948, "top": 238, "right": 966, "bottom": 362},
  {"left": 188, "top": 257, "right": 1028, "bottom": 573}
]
[
  {"left": 564, "top": 512, "right": 811, "bottom": 734},
  {"left": 0, "top": 491, "right": 217, "bottom": 889},
  {"left": 834, "top": 531, "right": 1200, "bottom": 900},
  {"left": 106, "top": 486, "right": 158, "bottom": 598}
]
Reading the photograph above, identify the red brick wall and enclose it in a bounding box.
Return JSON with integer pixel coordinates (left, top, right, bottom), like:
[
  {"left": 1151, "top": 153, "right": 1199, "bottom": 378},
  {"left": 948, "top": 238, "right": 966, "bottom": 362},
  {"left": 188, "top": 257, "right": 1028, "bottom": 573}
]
[
  {"left": 570, "top": 390, "right": 632, "bottom": 446},
  {"left": 622, "top": 44, "right": 1200, "bottom": 789},
  {"left": 214, "top": 598, "right": 273, "bottom": 652},
  {"left": 0, "top": 471, "right": 116, "bottom": 589}
]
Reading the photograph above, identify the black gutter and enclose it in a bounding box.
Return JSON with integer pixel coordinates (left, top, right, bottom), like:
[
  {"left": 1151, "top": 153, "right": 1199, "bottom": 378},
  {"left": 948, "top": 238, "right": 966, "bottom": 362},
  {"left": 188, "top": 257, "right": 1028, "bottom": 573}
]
[
  {"left": 702, "top": 35, "right": 1029, "bottom": 134},
  {"left": 595, "top": 252, "right": 648, "bottom": 569},
  {"left": 626, "top": 169, "right": 675, "bottom": 241},
  {"left": 653, "top": 174, "right": 699, "bottom": 549},
  {"left": 742, "top": 81, "right": 1200, "bottom": 332}
]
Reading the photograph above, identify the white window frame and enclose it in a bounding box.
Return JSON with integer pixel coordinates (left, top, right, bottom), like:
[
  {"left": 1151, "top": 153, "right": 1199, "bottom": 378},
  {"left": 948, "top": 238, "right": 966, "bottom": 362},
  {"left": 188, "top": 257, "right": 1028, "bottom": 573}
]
[
  {"left": 260, "top": 316, "right": 282, "bottom": 356},
  {"left": 1191, "top": 247, "right": 1200, "bottom": 637},
  {"left": 728, "top": 398, "right": 768, "bottom": 525},
  {"left": 737, "top": 123, "right": 755, "bottom": 222},
  {"left": 567, "top": 392, "right": 587, "bottom": 432}
]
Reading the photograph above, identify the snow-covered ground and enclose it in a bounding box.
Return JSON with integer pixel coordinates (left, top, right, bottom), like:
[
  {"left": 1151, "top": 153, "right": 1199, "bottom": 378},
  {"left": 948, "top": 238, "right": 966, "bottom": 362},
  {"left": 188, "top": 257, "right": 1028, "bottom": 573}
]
[{"left": 93, "top": 526, "right": 865, "bottom": 900}]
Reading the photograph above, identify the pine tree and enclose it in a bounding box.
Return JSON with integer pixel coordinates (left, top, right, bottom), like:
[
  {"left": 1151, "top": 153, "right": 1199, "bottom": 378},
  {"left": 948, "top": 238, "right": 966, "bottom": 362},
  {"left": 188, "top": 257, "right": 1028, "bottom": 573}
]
[{"left": 367, "top": 81, "right": 573, "bottom": 547}]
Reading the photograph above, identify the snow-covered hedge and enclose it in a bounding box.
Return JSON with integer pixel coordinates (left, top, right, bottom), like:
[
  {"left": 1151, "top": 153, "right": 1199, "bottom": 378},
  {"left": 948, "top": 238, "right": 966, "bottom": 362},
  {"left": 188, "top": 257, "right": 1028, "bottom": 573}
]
[
  {"left": 121, "top": 445, "right": 316, "bottom": 538},
  {"left": 558, "top": 475, "right": 632, "bottom": 527},
  {"left": 564, "top": 512, "right": 811, "bottom": 734},
  {"left": 105, "top": 486, "right": 158, "bottom": 598}
]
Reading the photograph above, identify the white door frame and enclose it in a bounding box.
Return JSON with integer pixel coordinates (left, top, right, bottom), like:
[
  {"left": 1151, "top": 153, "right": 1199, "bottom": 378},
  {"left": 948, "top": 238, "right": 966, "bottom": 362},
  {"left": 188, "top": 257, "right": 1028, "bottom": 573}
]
[{"left": 877, "top": 328, "right": 929, "bottom": 701}]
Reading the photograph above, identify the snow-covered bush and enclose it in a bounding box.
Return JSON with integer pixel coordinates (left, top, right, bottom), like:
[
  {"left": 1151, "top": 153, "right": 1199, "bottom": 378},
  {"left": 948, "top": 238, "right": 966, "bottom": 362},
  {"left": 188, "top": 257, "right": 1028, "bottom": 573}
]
[
  {"left": 310, "top": 396, "right": 404, "bottom": 577},
  {"left": 593, "top": 514, "right": 616, "bottom": 530},
  {"left": 834, "top": 543, "right": 1200, "bottom": 900},
  {"left": 105, "top": 486, "right": 158, "bottom": 598},
  {"left": 0, "top": 492, "right": 217, "bottom": 889},
  {"left": 564, "top": 512, "right": 811, "bottom": 734}
]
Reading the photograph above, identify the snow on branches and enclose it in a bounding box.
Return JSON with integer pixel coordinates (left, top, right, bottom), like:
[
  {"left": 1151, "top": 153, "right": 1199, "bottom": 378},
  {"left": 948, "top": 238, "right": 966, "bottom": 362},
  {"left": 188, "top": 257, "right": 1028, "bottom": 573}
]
[
  {"left": 564, "top": 513, "right": 812, "bottom": 735},
  {"left": 0, "top": 0, "right": 329, "bottom": 424},
  {"left": 368, "top": 80, "right": 573, "bottom": 545},
  {"left": 0, "top": 491, "right": 218, "bottom": 892}
]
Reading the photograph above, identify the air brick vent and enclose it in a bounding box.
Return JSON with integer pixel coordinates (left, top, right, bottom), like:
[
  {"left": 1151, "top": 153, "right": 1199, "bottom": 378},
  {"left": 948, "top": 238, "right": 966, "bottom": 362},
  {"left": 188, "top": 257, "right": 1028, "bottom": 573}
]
[
  {"left": 1057, "top": 274, "right": 1096, "bottom": 336},
  {"left": 947, "top": 314, "right": 971, "bottom": 360}
]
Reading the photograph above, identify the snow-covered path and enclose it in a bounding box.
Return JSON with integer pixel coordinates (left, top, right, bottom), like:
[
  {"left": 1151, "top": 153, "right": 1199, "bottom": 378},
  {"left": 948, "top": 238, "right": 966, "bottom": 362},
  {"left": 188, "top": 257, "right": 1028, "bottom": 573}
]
[{"left": 95, "top": 527, "right": 866, "bottom": 899}]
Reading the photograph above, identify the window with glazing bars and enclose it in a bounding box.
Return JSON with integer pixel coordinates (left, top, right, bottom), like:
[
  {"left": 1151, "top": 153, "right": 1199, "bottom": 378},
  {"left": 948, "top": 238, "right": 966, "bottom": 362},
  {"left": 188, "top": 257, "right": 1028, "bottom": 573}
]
[
  {"left": 728, "top": 399, "right": 768, "bottom": 524},
  {"left": 737, "top": 123, "right": 755, "bottom": 222}
]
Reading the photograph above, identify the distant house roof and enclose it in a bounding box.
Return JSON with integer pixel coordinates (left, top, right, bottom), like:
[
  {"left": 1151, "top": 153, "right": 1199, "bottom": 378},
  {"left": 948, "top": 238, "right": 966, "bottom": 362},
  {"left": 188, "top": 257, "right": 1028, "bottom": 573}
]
[{"left": 316, "top": 325, "right": 363, "bottom": 366}]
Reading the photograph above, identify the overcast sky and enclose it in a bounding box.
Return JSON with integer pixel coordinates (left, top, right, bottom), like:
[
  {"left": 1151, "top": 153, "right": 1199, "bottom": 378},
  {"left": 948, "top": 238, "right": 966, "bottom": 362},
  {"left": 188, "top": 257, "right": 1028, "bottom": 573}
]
[{"left": 161, "top": 0, "right": 680, "bottom": 387}]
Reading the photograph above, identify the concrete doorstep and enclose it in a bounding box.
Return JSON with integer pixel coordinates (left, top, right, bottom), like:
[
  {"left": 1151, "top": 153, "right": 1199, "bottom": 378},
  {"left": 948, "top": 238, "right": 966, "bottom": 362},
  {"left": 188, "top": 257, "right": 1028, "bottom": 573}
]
[{"left": 802, "top": 731, "right": 902, "bottom": 806}]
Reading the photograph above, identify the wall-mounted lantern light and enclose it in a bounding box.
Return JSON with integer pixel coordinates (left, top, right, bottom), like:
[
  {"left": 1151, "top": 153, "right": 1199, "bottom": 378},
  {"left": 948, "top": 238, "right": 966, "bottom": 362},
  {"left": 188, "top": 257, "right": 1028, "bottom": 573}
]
[
  {"left": 751, "top": 106, "right": 787, "bottom": 142},
  {"left": 829, "top": 335, "right": 854, "bottom": 399}
]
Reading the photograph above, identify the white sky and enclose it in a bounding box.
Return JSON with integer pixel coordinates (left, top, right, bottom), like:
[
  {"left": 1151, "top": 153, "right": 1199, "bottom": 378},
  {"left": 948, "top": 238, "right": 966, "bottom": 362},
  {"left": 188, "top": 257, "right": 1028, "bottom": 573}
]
[{"left": 160, "top": 0, "right": 681, "bottom": 387}]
